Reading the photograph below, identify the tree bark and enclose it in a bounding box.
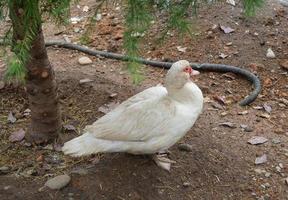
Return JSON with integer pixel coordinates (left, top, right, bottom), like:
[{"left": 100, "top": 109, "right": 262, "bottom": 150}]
[
  {"left": 10, "top": 1, "right": 61, "bottom": 143},
  {"left": 25, "top": 29, "right": 61, "bottom": 143}
]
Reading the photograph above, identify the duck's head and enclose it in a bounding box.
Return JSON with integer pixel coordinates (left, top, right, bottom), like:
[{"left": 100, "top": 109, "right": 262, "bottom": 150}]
[{"left": 165, "top": 60, "right": 200, "bottom": 89}]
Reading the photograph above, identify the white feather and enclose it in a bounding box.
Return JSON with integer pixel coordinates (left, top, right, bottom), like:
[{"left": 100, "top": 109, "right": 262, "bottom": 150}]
[{"left": 62, "top": 60, "right": 203, "bottom": 157}]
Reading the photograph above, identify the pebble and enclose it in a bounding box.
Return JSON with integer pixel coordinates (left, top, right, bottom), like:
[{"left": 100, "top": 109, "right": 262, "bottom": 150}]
[
  {"left": 248, "top": 136, "right": 268, "bottom": 145},
  {"left": 183, "top": 182, "right": 191, "bottom": 187},
  {"left": 178, "top": 144, "right": 193, "bottom": 152},
  {"left": 4, "top": 186, "right": 11, "bottom": 190},
  {"left": 78, "top": 56, "right": 93, "bottom": 65},
  {"left": 254, "top": 168, "right": 266, "bottom": 174},
  {"left": 266, "top": 48, "right": 276, "bottom": 58},
  {"left": 255, "top": 154, "right": 267, "bottom": 165},
  {"left": 79, "top": 78, "right": 93, "bottom": 84},
  {"left": 265, "top": 172, "right": 271, "bottom": 178},
  {"left": 0, "top": 166, "right": 9, "bottom": 174},
  {"left": 272, "top": 138, "right": 281, "bottom": 144},
  {"left": 276, "top": 166, "right": 281, "bottom": 172},
  {"left": 44, "top": 174, "right": 71, "bottom": 190}
]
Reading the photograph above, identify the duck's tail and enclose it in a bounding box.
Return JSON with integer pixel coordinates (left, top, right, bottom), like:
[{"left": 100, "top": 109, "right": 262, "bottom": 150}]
[{"left": 62, "top": 133, "right": 130, "bottom": 157}]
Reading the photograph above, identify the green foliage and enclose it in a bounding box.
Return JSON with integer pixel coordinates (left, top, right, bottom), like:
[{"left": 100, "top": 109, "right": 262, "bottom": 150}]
[
  {"left": 243, "top": 0, "right": 264, "bottom": 16},
  {"left": 0, "top": 0, "right": 264, "bottom": 83},
  {"left": 41, "top": 0, "right": 71, "bottom": 24},
  {"left": 1, "top": 0, "right": 71, "bottom": 82},
  {"left": 4, "top": 55, "right": 26, "bottom": 83}
]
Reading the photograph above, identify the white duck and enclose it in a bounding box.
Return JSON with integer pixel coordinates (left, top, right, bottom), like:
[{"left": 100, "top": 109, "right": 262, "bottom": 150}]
[{"left": 62, "top": 60, "right": 203, "bottom": 170}]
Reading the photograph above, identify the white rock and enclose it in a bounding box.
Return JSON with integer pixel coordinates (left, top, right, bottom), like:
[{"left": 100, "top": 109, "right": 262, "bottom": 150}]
[
  {"left": 95, "top": 13, "right": 102, "bottom": 21},
  {"left": 266, "top": 48, "right": 276, "bottom": 58},
  {"left": 255, "top": 154, "right": 267, "bottom": 165},
  {"left": 78, "top": 57, "right": 92, "bottom": 65},
  {"left": 82, "top": 5, "right": 89, "bottom": 12},
  {"left": 248, "top": 136, "right": 268, "bottom": 145},
  {"left": 79, "top": 78, "right": 93, "bottom": 84},
  {"left": 45, "top": 174, "right": 71, "bottom": 190}
]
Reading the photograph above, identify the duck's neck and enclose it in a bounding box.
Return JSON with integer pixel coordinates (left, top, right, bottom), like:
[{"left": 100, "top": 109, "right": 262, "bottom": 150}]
[{"left": 166, "top": 81, "right": 203, "bottom": 104}]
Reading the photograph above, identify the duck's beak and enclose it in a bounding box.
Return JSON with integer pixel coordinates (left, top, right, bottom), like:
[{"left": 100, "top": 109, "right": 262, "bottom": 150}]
[{"left": 191, "top": 69, "right": 200, "bottom": 76}]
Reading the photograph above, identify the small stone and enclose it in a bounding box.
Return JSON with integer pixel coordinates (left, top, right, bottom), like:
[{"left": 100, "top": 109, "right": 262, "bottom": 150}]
[
  {"left": 276, "top": 166, "right": 281, "bottom": 172},
  {"left": 178, "top": 144, "right": 193, "bottom": 152},
  {"left": 183, "top": 182, "right": 191, "bottom": 187},
  {"left": 272, "top": 138, "right": 281, "bottom": 144},
  {"left": 74, "top": 28, "right": 81, "bottom": 33},
  {"left": 265, "top": 172, "right": 271, "bottom": 177},
  {"left": 0, "top": 166, "right": 9, "bottom": 174},
  {"left": 78, "top": 56, "right": 93, "bottom": 65},
  {"left": 44, "top": 174, "right": 71, "bottom": 190},
  {"left": 95, "top": 13, "right": 102, "bottom": 21},
  {"left": 254, "top": 168, "right": 266, "bottom": 174},
  {"left": 264, "top": 194, "right": 270, "bottom": 200},
  {"left": 266, "top": 48, "right": 276, "bottom": 58},
  {"left": 244, "top": 126, "right": 254, "bottom": 132},
  {"left": 279, "top": 163, "right": 284, "bottom": 168},
  {"left": 248, "top": 136, "right": 268, "bottom": 145},
  {"left": 4, "top": 186, "right": 11, "bottom": 190},
  {"left": 255, "top": 154, "right": 267, "bottom": 165},
  {"left": 109, "top": 93, "right": 118, "bottom": 98},
  {"left": 263, "top": 183, "right": 271, "bottom": 188},
  {"left": 82, "top": 5, "right": 89, "bottom": 12},
  {"left": 79, "top": 78, "right": 93, "bottom": 84}
]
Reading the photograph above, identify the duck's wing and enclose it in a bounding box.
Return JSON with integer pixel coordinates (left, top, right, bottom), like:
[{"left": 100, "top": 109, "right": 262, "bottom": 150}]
[{"left": 84, "top": 85, "right": 176, "bottom": 141}]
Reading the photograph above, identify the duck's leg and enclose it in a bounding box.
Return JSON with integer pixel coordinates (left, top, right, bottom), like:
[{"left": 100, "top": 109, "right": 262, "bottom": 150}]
[{"left": 152, "top": 153, "right": 176, "bottom": 171}]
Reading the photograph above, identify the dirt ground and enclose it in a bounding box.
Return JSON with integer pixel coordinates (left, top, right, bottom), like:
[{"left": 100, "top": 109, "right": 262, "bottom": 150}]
[{"left": 0, "top": 0, "right": 288, "bottom": 199}]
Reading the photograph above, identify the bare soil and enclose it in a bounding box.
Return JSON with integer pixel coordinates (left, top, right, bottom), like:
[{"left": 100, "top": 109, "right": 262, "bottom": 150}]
[{"left": 0, "top": 1, "right": 288, "bottom": 200}]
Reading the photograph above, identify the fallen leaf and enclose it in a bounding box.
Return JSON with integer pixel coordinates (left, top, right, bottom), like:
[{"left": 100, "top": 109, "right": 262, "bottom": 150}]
[
  {"left": 9, "top": 129, "right": 25, "bottom": 142},
  {"left": 213, "top": 95, "right": 226, "bottom": 105},
  {"left": 7, "top": 112, "right": 17, "bottom": 123},
  {"left": 255, "top": 154, "right": 267, "bottom": 165},
  {"left": 220, "top": 25, "right": 235, "bottom": 34},
  {"left": 219, "top": 122, "right": 236, "bottom": 128},
  {"left": 248, "top": 136, "right": 268, "bottom": 145}
]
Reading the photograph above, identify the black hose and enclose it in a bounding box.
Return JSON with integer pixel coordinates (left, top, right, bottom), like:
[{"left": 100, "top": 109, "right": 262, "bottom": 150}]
[{"left": 45, "top": 40, "right": 261, "bottom": 106}]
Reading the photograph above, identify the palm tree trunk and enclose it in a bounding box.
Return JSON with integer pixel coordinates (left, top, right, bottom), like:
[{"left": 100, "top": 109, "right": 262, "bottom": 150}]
[
  {"left": 9, "top": 1, "right": 61, "bottom": 143},
  {"left": 25, "top": 29, "right": 61, "bottom": 143}
]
